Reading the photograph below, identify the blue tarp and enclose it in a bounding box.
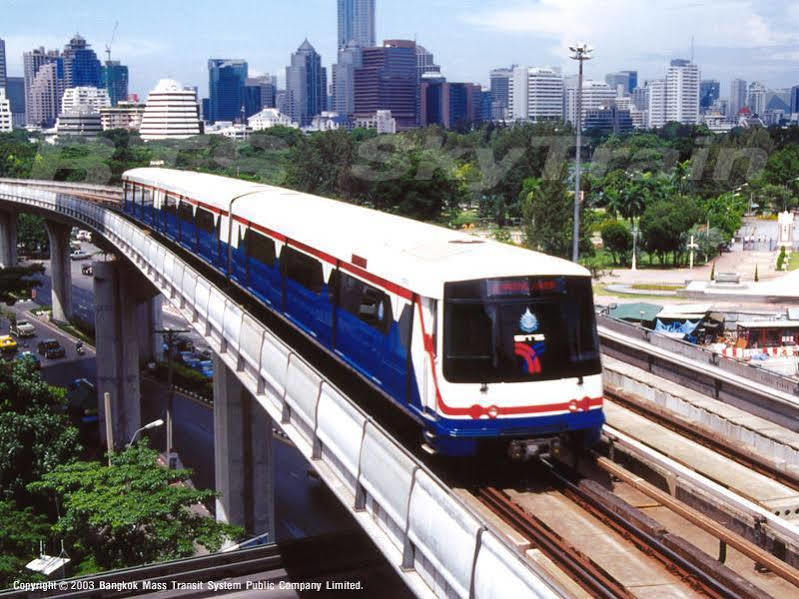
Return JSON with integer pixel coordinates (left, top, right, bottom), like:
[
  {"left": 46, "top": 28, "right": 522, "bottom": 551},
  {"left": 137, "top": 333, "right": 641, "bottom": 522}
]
[{"left": 655, "top": 319, "right": 700, "bottom": 335}]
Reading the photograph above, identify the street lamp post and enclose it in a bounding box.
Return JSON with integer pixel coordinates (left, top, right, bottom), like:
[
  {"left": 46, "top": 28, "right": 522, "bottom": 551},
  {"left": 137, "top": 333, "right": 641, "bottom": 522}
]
[
  {"left": 569, "top": 42, "right": 593, "bottom": 263},
  {"left": 127, "top": 419, "right": 164, "bottom": 448}
]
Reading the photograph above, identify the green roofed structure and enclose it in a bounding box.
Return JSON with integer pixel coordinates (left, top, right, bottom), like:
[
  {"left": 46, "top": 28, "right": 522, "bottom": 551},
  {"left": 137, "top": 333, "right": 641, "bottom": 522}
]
[{"left": 608, "top": 302, "right": 663, "bottom": 328}]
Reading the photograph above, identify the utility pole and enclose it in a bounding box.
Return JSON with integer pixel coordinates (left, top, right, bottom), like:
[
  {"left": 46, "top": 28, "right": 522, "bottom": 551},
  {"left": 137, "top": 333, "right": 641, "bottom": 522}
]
[
  {"left": 569, "top": 42, "right": 593, "bottom": 262},
  {"left": 155, "top": 327, "right": 190, "bottom": 468}
]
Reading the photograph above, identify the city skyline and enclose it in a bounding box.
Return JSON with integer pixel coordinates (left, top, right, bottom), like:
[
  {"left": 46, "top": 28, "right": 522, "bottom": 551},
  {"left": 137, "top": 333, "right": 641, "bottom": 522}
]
[{"left": 2, "top": 0, "right": 798, "bottom": 100}]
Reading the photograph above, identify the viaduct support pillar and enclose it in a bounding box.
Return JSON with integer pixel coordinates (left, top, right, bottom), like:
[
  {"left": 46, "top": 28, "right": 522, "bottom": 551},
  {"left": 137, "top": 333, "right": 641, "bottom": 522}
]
[
  {"left": 93, "top": 259, "right": 160, "bottom": 450},
  {"left": 44, "top": 221, "right": 72, "bottom": 323},
  {"left": 136, "top": 295, "right": 164, "bottom": 365},
  {"left": 213, "top": 354, "right": 275, "bottom": 538},
  {"left": 0, "top": 210, "right": 18, "bottom": 268}
]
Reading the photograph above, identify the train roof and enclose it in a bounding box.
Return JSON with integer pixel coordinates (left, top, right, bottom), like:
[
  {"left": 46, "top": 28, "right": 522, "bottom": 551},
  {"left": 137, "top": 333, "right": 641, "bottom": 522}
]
[{"left": 123, "top": 168, "right": 590, "bottom": 298}]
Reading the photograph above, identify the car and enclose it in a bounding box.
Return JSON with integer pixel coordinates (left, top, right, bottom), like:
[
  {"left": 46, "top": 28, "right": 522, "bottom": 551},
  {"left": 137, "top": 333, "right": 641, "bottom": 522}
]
[
  {"left": 15, "top": 351, "right": 41, "bottom": 369},
  {"left": 70, "top": 241, "right": 82, "bottom": 251},
  {"left": 0, "top": 335, "right": 18, "bottom": 354},
  {"left": 66, "top": 378, "right": 98, "bottom": 424},
  {"left": 81, "top": 264, "right": 93, "bottom": 276},
  {"left": 37, "top": 338, "right": 66, "bottom": 359},
  {"left": 196, "top": 360, "right": 214, "bottom": 378},
  {"left": 10, "top": 319, "right": 36, "bottom": 337},
  {"left": 76, "top": 230, "right": 92, "bottom": 242},
  {"left": 70, "top": 250, "right": 90, "bottom": 260},
  {"left": 179, "top": 351, "right": 200, "bottom": 369}
]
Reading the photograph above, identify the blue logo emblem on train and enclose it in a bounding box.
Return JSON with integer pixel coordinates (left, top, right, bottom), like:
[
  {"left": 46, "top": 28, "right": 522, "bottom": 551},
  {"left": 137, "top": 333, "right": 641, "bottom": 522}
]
[{"left": 519, "top": 308, "right": 538, "bottom": 333}]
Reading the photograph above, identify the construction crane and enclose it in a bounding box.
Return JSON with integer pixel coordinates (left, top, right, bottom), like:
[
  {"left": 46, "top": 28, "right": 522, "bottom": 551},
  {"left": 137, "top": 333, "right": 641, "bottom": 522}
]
[{"left": 105, "top": 21, "right": 118, "bottom": 63}]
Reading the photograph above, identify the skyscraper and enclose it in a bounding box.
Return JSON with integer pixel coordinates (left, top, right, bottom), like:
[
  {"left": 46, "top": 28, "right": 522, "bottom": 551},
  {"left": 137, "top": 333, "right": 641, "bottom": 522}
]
[
  {"left": 746, "top": 81, "right": 766, "bottom": 116},
  {"left": 420, "top": 75, "right": 483, "bottom": 129},
  {"left": 286, "top": 40, "right": 326, "bottom": 126},
  {"left": 338, "top": 0, "right": 375, "bottom": 50},
  {"left": 0, "top": 38, "right": 7, "bottom": 92},
  {"left": 101, "top": 61, "right": 129, "bottom": 106},
  {"left": 729, "top": 79, "right": 747, "bottom": 119},
  {"left": 646, "top": 79, "right": 666, "bottom": 128},
  {"left": 354, "top": 40, "right": 418, "bottom": 129},
  {"left": 62, "top": 34, "right": 102, "bottom": 88},
  {"left": 564, "top": 79, "right": 615, "bottom": 126},
  {"left": 490, "top": 67, "right": 514, "bottom": 120},
  {"left": 244, "top": 75, "right": 277, "bottom": 118},
  {"left": 6, "top": 77, "right": 25, "bottom": 127},
  {"left": 23, "top": 48, "right": 63, "bottom": 127},
  {"left": 416, "top": 45, "right": 440, "bottom": 78},
  {"left": 791, "top": 86, "right": 799, "bottom": 119},
  {"left": 699, "top": 79, "right": 720, "bottom": 111},
  {"left": 665, "top": 59, "right": 699, "bottom": 125},
  {"left": 332, "top": 42, "right": 362, "bottom": 116},
  {"left": 604, "top": 71, "right": 637, "bottom": 95},
  {"left": 509, "top": 67, "right": 563, "bottom": 122},
  {"left": 208, "top": 59, "right": 248, "bottom": 123}
]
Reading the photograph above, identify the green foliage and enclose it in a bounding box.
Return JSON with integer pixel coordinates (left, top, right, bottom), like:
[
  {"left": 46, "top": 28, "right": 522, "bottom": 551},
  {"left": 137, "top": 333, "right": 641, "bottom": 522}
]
[
  {"left": 28, "top": 443, "right": 242, "bottom": 572},
  {"left": 17, "top": 213, "right": 48, "bottom": 253},
  {"left": 0, "top": 263, "right": 44, "bottom": 304},
  {"left": 0, "top": 499, "right": 51, "bottom": 588},
  {"left": 639, "top": 195, "right": 703, "bottom": 264},
  {"left": 521, "top": 174, "right": 572, "bottom": 258},
  {"left": 0, "top": 359, "right": 81, "bottom": 503},
  {"left": 600, "top": 220, "right": 632, "bottom": 265},
  {"left": 699, "top": 192, "right": 747, "bottom": 241},
  {"left": 777, "top": 246, "right": 787, "bottom": 270}
]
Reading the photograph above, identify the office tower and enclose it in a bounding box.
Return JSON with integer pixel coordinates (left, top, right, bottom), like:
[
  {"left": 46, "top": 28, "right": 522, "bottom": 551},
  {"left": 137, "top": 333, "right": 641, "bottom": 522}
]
[
  {"left": 509, "top": 67, "right": 563, "bottom": 122},
  {"left": 245, "top": 75, "right": 277, "bottom": 110},
  {"left": 416, "top": 45, "right": 440, "bottom": 77},
  {"left": 6, "top": 77, "right": 25, "bottom": 127},
  {"left": 420, "top": 74, "right": 483, "bottom": 128},
  {"left": 0, "top": 89, "right": 11, "bottom": 132},
  {"left": 24, "top": 47, "right": 62, "bottom": 126},
  {"left": 490, "top": 67, "right": 514, "bottom": 120},
  {"left": 56, "top": 106, "right": 103, "bottom": 137},
  {"left": 338, "top": 0, "right": 375, "bottom": 50},
  {"left": 564, "top": 78, "right": 615, "bottom": 125},
  {"left": 621, "top": 70, "right": 638, "bottom": 94},
  {"left": 665, "top": 59, "right": 699, "bottom": 125},
  {"left": 208, "top": 59, "right": 248, "bottom": 123},
  {"left": 139, "top": 79, "right": 201, "bottom": 140},
  {"left": 746, "top": 81, "right": 766, "bottom": 115},
  {"left": 699, "top": 79, "right": 719, "bottom": 111},
  {"left": 101, "top": 61, "right": 129, "bottom": 106},
  {"left": 0, "top": 38, "right": 6, "bottom": 91},
  {"left": 605, "top": 71, "right": 637, "bottom": 96},
  {"left": 646, "top": 79, "right": 666, "bottom": 128},
  {"left": 332, "top": 42, "right": 362, "bottom": 116},
  {"left": 62, "top": 34, "right": 102, "bottom": 88},
  {"left": 584, "top": 105, "right": 633, "bottom": 134},
  {"left": 631, "top": 86, "right": 648, "bottom": 111},
  {"left": 61, "top": 86, "right": 110, "bottom": 113},
  {"left": 286, "top": 40, "right": 326, "bottom": 127},
  {"left": 791, "top": 86, "right": 799, "bottom": 119},
  {"left": 354, "top": 39, "right": 418, "bottom": 129},
  {"left": 729, "top": 79, "right": 747, "bottom": 119}
]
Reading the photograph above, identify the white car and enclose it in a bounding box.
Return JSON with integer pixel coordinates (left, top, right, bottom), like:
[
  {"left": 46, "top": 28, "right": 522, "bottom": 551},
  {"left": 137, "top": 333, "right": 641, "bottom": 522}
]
[
  {"left": 10, "top": 320, "right": 36, "bottom": 337},
  {"left": 77, "top": 230, "right": 92, "bottom": 242},
  {"left": 70, "top": 250, "right": 90, "bottom": 260}
]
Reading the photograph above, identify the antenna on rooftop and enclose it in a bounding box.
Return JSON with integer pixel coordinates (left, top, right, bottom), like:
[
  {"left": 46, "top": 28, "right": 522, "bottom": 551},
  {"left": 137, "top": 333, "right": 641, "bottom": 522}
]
[{"left": 690, "top": 35, "right": 694, "bottom": 62}]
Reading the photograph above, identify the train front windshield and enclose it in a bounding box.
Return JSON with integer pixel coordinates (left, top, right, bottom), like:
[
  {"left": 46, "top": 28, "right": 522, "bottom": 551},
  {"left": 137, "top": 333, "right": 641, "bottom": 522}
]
[{"left": 443, "top": 276, "right": 601, "bottom": 383}]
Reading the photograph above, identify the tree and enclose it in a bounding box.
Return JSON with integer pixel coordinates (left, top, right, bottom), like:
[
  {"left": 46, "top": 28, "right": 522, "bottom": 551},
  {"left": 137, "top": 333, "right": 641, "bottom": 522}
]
[
  {"left": 28, "top": 443, "right": 242, "bottom": 573},
  {"left": 600, "top": 220, "right": 632, "bottom": 265},
  {"left": 0, "top": 499, "right": 51, "bottom": 588},
  {"left": 0, "top": 263, "right": 44, "bottom": 304},
  {"left": 0, "top": 359, "right": 81, "bottom": 503},
  {"left": 521, "top": 175, "right": 572, "bottom": 258},
  {"left": 639, "top": 195, "right": 703, "bottom": 265},
  {"left": 759, "top": 183, "right": 794, "bottom": 213},
  {"left": 16, "top": 213, "right": 48, "bottom": 253}
]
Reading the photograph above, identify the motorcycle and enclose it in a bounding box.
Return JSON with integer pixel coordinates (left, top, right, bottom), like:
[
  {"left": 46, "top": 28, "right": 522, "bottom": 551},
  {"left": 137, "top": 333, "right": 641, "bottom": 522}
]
[{"left": 75, "top": 341, "right": 85, "bottom": 355}]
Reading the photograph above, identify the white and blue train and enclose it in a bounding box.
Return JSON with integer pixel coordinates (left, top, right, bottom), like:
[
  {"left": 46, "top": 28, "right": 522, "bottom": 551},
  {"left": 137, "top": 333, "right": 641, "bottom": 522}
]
[{"left": 121, "top": 168, "right": 604, "bottom": 458}]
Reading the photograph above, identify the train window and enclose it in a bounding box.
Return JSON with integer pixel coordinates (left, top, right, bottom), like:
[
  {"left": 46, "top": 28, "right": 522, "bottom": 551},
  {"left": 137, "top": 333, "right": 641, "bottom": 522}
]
[
  {"left": 124, "top": 183, "right": 134, "bottom": 204},
  {"left": 336, "top": 271, "right": 392, "bottom": 333},
  {"left": 195, "top": 207, "right": 216, "bottom": 234},
  {"left": 247, "top": 229, "right": 275, "bottom": 266},
  {"left": 141, "top": 188, "right": 152, "bottom": 207},
  {"left": 163, "top": 194, "right": 179, "bottom": 216},
  {"left": 281, "top": 246, "right": 323, "bottom": 294},
  {"left": 177, "top": 201, "right": 194, "bottom": 223}
]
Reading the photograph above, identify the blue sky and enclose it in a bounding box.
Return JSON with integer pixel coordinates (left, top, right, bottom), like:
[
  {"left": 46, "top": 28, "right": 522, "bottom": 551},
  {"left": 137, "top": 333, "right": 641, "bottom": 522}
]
[{"left": 3, "top": 0, "right": 798, "bottom": 98}]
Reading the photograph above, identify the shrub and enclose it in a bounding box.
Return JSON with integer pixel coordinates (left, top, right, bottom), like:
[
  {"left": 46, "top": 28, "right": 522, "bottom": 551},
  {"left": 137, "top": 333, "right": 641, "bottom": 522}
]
[{"left": 777, "top": 246, "right": 786, "bottom": 270}]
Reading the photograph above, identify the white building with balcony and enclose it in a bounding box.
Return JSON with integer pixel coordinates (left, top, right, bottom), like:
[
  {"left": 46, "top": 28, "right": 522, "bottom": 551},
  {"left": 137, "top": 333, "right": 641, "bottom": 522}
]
[
  {"left": 354, "top": 109, "right": 396, "bottom": 133},
  {"left": 509, "top": 66, "right": 563, "bottom": 122},
  {"left": 140, "top": 79, "right": 201, "bottom": 141},
  {"left": 0, "top": 89, "right": 12, "bottom": 132},
  {"left": 61, "top": 86, "right": 110, "bottom": 114},
  {"left": 247, "top": 108, "right": 298, "bottom": 131}
]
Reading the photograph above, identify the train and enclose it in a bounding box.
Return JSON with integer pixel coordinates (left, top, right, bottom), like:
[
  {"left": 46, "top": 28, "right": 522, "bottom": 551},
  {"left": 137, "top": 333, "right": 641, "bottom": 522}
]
[{"left": 121, "top": 168, "right": 604, "bottom": 458}]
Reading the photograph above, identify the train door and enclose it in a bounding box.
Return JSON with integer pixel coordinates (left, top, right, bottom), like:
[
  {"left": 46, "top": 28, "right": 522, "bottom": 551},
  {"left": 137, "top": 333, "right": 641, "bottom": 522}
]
[
  {"left": 195, "top": 207, "right": 218, "bottom": 267},
  {"left": 163, "top": 193, "right": 180, "bottom": 239},
  {"left": 281, "top": 245, "right": 332, "bottom": 346},
  {"left": 177, "top": 201, "right": 196, "bottom": 252},
  {"left": 246, "top": 228, "right": 281, "bottom": 307},
  {"left": 229, "top": 220, "right": 248, "bottom": 284}
]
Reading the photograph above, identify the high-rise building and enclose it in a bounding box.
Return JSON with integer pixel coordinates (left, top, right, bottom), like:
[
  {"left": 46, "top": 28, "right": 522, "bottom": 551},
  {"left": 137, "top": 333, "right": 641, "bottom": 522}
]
[
  {"left": 56, "top": 105, "right": 103, "bottom": 138},
  {"left": 490, "top": 67, "right": 514, "bottom": 120},
  {"left": 699, "top": 79, "right": 720, "bottom": 111},
  {"left": 332, "top": 42, "right": 362, "bottom": 116},
  {"left": 245, "top": 75, "right": 277, "bottom": 113},
  {"left": 509, "top": 66, "right": 563, "bottom": 122},
  {"left": 354, "top": 40, "right": 418, "bottom": 129},
  {"left": 0, "top": 89, "right": 12, "bottom": 132},
  {"left": 564, "top": 78, "right": 615, "bottom": 125},
  {"left": 139, "top": 79, "right": 201, "bottom": 140},
  {"left": 286, "top": 40, "right": 326, "bottom": 127},
  {"left": 420, "top": 73, "right": 483, "bottom": 128},
  {"left": 101, "top": 61, "right": 129, "bottom": 106},
  {"left": 646, "top": 79, "right": 666, "bottom": 128},
  {"left": 791, "top": 86, "right": 799, "bottom": 119},
  {"left": 62, "top": 34, "right": 101, "bottom": 89},
  {"left": 584, "top": 105, "right": 633, "bottom": 134},
  {"left": 631, "top": 86, "right": 648, "bottom": 111},
  {"left": 0, "top": 38, "right": 7, "bottom": 92},
  {"left": 604, "top": 71, "right": 637, "bottom": 96},
  {"left": 208, "top": 59, "right": 248, "bottom": 123},
  {"left": 746, "top": 81, "right": 766, "bottom": 116},
  {"left": 416, "top": 45, "right": 440, "bottom": 78},
  {"left": 665, "top": 59, "right": 699, "bottom": 125},
  {"left": 100, "top": 101, "right": 146, "bottom": 130},
  {"left": 24, "top": 47, "right": 63, "bottom": 126},
  {"left": 6, "top": 77, "right": 25, "bottom": 127},
  {"left": 729, "top": 78, "right": 747, "bottom": 119},
  {"left": 338, "top": 0, "right": 376, "bottom": 50},
  {"left": 61, "top": 86, "right": 110, "bottom": 113}
]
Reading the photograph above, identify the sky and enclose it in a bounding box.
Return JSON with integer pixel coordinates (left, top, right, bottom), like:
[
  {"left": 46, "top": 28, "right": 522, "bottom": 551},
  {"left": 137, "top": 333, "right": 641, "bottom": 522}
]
[{"left": 2, "top": 0, "right": 798, "bottom": 99}]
